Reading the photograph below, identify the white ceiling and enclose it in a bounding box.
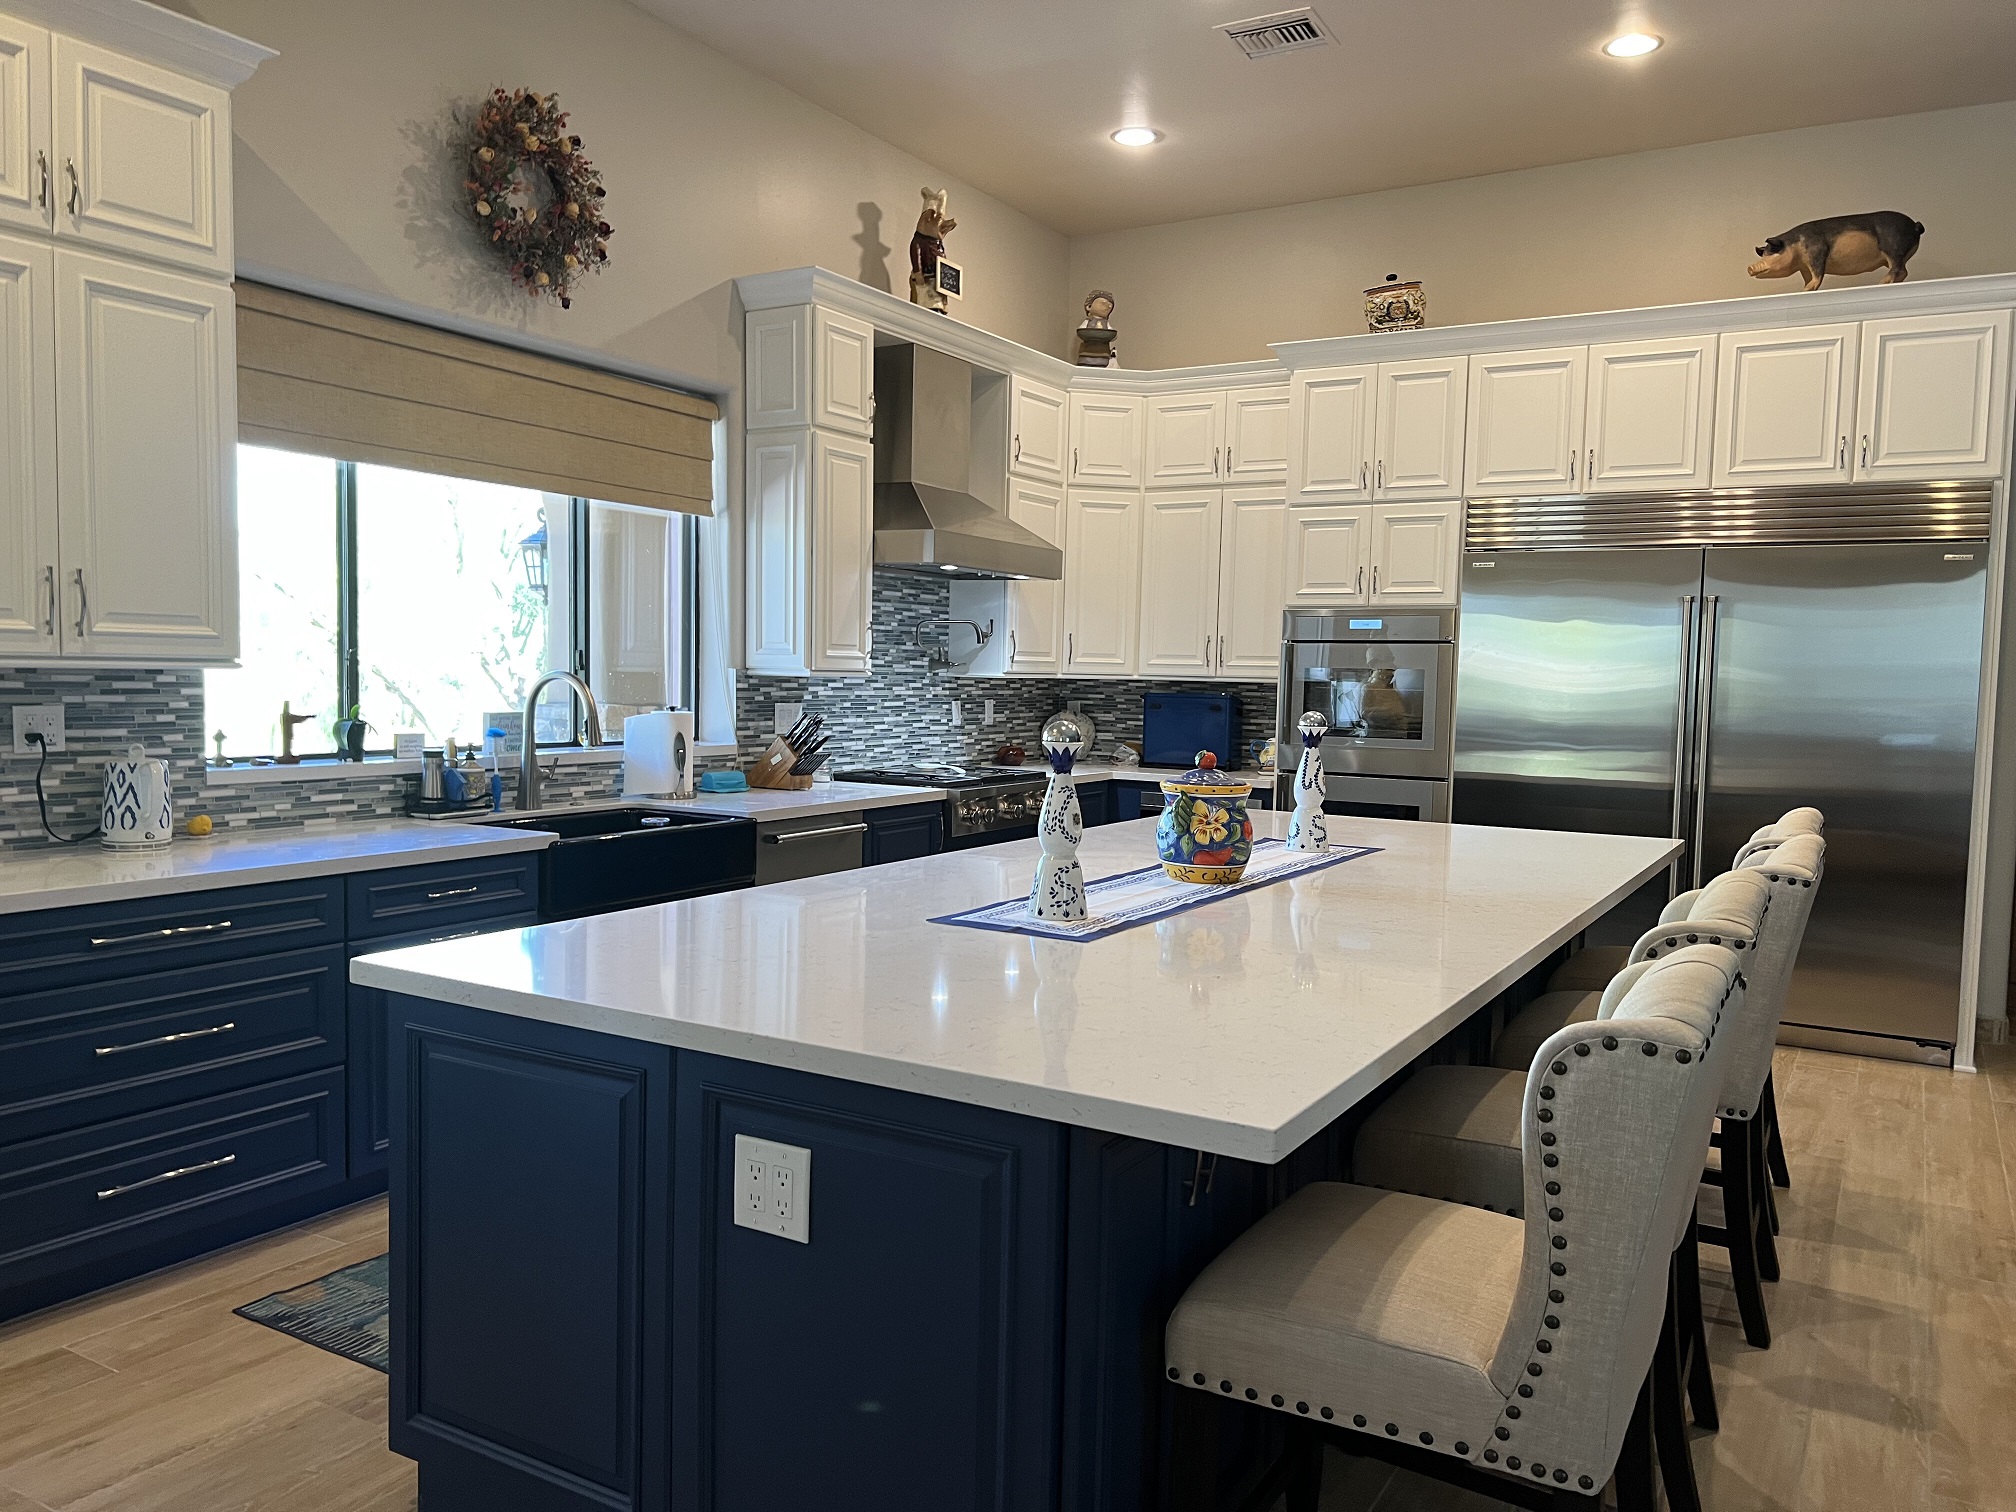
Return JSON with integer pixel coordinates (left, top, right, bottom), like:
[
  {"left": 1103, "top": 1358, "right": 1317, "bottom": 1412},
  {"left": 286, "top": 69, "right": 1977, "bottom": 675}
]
[{"left": 629, "top": 0, "right": 2016, "bottom": 236}]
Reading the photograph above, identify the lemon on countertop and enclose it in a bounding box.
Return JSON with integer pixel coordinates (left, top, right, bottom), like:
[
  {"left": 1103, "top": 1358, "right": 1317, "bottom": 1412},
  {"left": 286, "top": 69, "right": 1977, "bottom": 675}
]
[{"left": 185, "top": 814, "right": 213, "bottom": 837}]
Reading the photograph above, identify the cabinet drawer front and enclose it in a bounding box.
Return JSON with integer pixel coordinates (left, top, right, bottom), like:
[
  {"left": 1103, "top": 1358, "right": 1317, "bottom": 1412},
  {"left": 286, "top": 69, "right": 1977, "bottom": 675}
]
[
  {"left": 0, "top": 1070, "right": 344, "bottom": 1281},
  {"left": 346, "top": 856, "right": 540, "bottom": 940},
  {"left": 0, "top": 945, "right": 345, "bottom": 1144},
  {"left": 0, "top": 878, "right": 343, "bottom": 997}
]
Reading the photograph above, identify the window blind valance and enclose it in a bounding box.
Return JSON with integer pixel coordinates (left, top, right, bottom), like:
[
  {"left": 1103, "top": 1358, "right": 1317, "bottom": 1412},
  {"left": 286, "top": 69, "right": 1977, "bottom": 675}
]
[{"left": 235, "top": 282, "right": 717, "bottom": 515}]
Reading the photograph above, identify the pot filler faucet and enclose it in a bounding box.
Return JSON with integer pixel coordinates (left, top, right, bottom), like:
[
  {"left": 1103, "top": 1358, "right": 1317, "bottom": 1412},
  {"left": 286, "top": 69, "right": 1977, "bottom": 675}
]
[{"left": 518, "top": 670, "right": 604, "bottom": 812}]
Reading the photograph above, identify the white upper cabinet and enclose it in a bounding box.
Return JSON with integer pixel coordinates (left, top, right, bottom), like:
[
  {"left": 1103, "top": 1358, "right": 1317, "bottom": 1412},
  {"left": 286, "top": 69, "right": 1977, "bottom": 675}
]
[
  {"left": 1465, "top": 347, "right": 1587, "bottom": 496},
  {"left": 55, "top": 250, "right": 234, "bottom": 662},
  {"left": 810, "top": 308, "right": 874, "bottom": 436},
  {"left": 1853, "top": 310, "right": 2011, "bottom": 482},
  {"left": 1713, "top": 323, "right": 1858, "bottom": 487},
  {"left": 1369, "top": 502, "right": 1459, "bottom": 604},
  {"left": 0, "top": 230, "right": 54, "bottom": 656},
  {"left": 1145, "top": 391, "right": 1227, "bottom": 486},
  {"left": 0, "top": 17, "right": 49, "bottom": 234},
  {"left": 1062, "top": 488, "right": 1139, "bottom": 673},
  {"left": 1586, "top": 336, "right": 1716, "bottom": 493},
  {"left": 1225, "top": 386, "right": 1290, "bottom": 481},
  {"left": 1009, "top": 374, "right": 1067, "bottom": 483},
  {"left": 808, "top": 429, "right": 873, "bottom": 672},
  {"left": 1288, "top": 365, "right": 1373, "bottom": 501},
  {"left": 744, "top": 430, "right": 808, "bottom": 674},
  {"left": 55, "top": 37, "right": 230, "bottom": 276},
  {"left": 1374, "top": 356, "right": 1467, "bottom": 499},
  {"left": 1003, "top": 478, "right": 1064, "bottom": 673},
  {"left": 1137, "top": 490, "right": 1220, "bottom": 673},
  {"left": 745, "top": 305, "right": 809, "bottom": 431},
  {"left": 1215, "top": 488, "right": 1288, "bottom": 677},
  {"left": 1069, "top": 393, "right": 1143, "bottom": 487},
  {"left": 1286, "top": 505, "right": 1368, "bottom": 606}
]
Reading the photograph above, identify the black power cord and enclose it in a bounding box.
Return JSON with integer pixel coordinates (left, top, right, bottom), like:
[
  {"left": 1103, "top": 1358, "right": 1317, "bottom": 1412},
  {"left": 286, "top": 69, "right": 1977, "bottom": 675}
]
[{"left": 26, "top": 731, "right": 100, "bottom": 845}]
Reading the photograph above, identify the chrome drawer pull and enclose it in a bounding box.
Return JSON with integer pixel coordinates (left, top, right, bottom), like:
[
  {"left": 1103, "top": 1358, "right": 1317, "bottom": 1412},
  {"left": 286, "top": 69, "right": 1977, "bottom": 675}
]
[
  {"left": 96, "top": 1022, "right": 236, "bottom": 1057},
  {"left": 425, "top": 928, "right": 483, "bottom": 945},
  {"left": 424, "top": 886, "right": 480, "bottom": 900},
  {"left": 762, "top": 823, "right": 869, "bottom": 843},
  {"left": 97, "top": 1153, "right": 236, "bottom": 1201},
  {"left": 89, "top": 920, "right": 233, "bottom": 948}
]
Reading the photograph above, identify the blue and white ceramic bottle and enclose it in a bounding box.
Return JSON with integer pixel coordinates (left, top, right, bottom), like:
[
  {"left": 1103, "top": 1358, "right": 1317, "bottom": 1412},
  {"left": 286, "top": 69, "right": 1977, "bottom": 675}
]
[
  {"left": 1286, "top": 710, "right": 1329, "bottom": 852},
  {"left": 1028, "top": 714, "right": 1088, "bottom": 921}
]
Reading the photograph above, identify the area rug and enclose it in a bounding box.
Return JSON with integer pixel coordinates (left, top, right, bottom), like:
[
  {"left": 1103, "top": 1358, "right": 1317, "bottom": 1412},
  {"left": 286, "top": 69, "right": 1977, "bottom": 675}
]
[{"left": 234, "top": 1253, "right": 389, "bottom": 1373}]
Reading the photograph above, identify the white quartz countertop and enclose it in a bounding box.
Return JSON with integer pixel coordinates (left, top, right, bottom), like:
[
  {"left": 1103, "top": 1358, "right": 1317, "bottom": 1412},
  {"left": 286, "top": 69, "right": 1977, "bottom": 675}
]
[
  {"left": 353, "top": 813, "right": 1679, "bottom": 1162},
  {"left": 0, "top": 820, "right": 554, "bottom": 916},
  {"left": 1072, "top": 764, "right": 1275, "bottom": 785}
]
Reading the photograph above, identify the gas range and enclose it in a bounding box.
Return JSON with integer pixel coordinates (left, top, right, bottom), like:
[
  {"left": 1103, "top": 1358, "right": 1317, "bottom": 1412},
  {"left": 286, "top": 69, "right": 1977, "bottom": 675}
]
[{"left": 834, "top": 765, "right": 1049, "bottom": 847}]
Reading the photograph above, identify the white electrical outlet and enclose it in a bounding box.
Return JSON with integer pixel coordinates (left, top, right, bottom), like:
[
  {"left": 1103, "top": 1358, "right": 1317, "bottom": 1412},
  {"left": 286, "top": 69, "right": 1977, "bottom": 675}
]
[
  {"left": 950, "top": 700, "right": 963, "bottom": 729},
  {"left": 983, "top": 698, "right": 996, "bottom": 726},
  {"left": 11, "top": 704, "right": 65, "bottom": 754},
  {"left": 733, "top": 1134, "right": 811, "bottom": 1243},
  {"left": 773, "top": 702, "right": 803, "bottom": 735}
]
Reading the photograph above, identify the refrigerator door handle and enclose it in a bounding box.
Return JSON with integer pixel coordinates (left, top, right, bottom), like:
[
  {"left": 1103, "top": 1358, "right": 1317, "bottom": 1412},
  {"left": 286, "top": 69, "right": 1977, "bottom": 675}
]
[
  {"left": 1670, "top": 594, "right": 1698, "bottom": 895},
  {"left": 1689, "top": 594, "right": 1721, "bottom": 889}
]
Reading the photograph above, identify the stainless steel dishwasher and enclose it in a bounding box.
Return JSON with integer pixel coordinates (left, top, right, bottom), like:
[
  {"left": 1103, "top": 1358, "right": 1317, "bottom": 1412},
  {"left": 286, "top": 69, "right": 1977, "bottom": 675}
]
[{"left": 755, "top": 811, "right": 868, "bottom": 884}]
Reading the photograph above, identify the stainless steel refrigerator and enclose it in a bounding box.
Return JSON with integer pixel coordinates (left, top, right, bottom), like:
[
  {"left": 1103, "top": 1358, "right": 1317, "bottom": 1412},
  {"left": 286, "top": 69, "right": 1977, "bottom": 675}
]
[{"left": 1453, "top": 483, "right": 1993, "bottom": 1059}]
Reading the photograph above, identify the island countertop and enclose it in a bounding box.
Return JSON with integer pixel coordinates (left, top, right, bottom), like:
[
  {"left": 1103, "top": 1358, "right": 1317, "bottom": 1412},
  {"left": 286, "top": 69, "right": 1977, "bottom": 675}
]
[{"left": 353, "top": 813, "right": 1679, "bottom": 1161}]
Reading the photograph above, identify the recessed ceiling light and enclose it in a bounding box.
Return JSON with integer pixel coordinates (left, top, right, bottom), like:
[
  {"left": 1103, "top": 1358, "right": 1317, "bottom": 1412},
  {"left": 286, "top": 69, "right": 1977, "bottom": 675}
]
[
  {"left": 1602, "top": 32, "right": 1662, "bottom": 58},
  {"left": 1111, "top": 126, "right": 1163, "bottom": 147}
]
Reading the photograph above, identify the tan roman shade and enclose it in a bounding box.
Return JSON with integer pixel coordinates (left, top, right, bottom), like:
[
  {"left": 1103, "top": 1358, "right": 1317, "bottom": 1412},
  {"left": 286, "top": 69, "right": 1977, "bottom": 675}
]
[{"left": 235, "top": 282, "right": 717, "bottom": 515}]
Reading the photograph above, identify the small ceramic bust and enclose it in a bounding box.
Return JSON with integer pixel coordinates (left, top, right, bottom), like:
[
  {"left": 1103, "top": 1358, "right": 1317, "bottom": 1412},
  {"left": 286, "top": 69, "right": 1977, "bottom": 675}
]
[
  {"left": 1076, "top": 289, "right": 1119, "bottom": 367},
  {"left": 1287, "top": 710, "right": 1330, "bottom": 852},
  {"left": 1029, "top": 713, "right": 1088, "bottom": 920}
]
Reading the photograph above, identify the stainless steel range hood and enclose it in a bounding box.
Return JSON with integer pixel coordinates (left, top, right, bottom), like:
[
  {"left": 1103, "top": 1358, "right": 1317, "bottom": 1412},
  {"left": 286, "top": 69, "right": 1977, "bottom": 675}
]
[{"left": 872, "top": 344, "right": 1063, "bottom": 581}]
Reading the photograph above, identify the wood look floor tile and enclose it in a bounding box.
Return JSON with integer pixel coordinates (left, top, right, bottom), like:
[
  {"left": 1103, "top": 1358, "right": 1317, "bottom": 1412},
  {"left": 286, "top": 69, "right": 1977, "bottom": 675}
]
[
  {"left": 0, "top": 1351, "right": 113, "bottom": 1416},
  {"left": 302, "top": 1197, "right": 390, "bottom": 1249}
]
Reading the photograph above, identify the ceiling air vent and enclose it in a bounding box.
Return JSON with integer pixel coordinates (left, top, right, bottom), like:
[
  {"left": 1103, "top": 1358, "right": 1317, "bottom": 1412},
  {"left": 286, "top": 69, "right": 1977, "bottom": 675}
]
[{"left": 1217, "top": 8, "right": 1333, "bottom": 59}]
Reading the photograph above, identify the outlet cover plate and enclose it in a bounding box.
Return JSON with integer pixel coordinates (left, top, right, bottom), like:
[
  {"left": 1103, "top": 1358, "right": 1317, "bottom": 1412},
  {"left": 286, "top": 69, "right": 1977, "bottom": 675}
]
[
  {"left": 733, "top": 1133, "right": 810, "bottom": 1243},
  {"left": 11, "top": 704, "right": 65, "bottom": 754}
]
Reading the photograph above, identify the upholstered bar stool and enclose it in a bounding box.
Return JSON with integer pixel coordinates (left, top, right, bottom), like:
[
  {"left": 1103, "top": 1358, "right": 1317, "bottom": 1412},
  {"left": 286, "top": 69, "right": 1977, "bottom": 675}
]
[
  {"left": 1164, "top": 957, "right": 1731, "bottom": 1511},
  {"left": 1350, "top": 946, "right": 1744, "bottom": 1512}
]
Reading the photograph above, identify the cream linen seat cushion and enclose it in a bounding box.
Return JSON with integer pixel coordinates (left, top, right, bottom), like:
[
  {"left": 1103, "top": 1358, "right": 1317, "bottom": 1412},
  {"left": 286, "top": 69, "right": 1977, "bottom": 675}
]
[
  {"left": 1547, "top": 947, "right": 1630, "bottom": 995},
  {"left": 1166, "top": 1183, "right": 1524, "bottom": 1447},
  {"left": 1490, "top": 989, "right": 1602, "bottom": 1074},
  {"left": 1353, "top": 1066, "right": 1528, "bottom": 1215}
]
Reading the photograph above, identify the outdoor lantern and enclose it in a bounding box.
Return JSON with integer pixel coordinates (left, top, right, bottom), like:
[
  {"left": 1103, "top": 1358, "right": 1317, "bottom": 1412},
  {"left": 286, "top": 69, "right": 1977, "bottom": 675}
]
[{"left": 518, "top": 516, "right": 550, "bottom": 592}]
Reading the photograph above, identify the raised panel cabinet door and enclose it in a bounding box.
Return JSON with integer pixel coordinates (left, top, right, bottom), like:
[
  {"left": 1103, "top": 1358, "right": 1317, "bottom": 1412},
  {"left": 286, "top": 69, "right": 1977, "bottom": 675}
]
[
  {"left": 1586, "top": 335, "right": 1716, "bottom": 493},
  {"left": 1010, "top": 374, "right": 1068, "bottom": 483},
  {"left": 1069, "top": 393, "right": 1143, "bottom": 487},
  {"left": 1465, "top": 346, "right": 1587, "bottom": 496},
  {"left": 811, "top": 307, "right": 875, "bottom": 436},
  {"left": 54, "top": 38, "right": 230, "bottom": 276},
  {"left": 1287, "top": 365, "right": 1372, "bottom": 501},
  {"left": 0, "top": 232, "right": 55, "bottom": 657},
  {"left": 1145, "top": 391, "right": 1227, "bottom": 485},
  {"left": 1371, "top": 502, "right": 1459, "bottom": 605},
  {"left": 1005, "top": 478, "right": 1064, "bottom": 673},
  {"left": 1137, "top": 490, "right": 1220, "bottom": 675},
  {"left": 1712, "top": 323, "right": 1857, "bottom": 486},
  {"left": 1216, "top": 489, "right": 1289, "bottom": 679},
  {"left": 1063, "top": 489, "right": 1139, "bottom": 673},
  {"left": 0, "top": 18, "right": 50, "bottom": 234},
  {"left": 744, "top": 431, "right": 809, "bottom": 674},
  {"left": 1375, "top": 356, "right": 1467, "bottom": 499},
  {"left": 744, "top": 305, "right": 809, "bottom": 430},
  {"left": 55, "top": 252, "right": 235, "bottom": 663},
  {"left": 809, "top": 429, "right": 873, "bottom": 673},
  {"left": 1225, "top": 385, "right": 1290, "bottom": 479},
  {"left": 1285, "top": 505, "right": 1369, "bottom": 606},
  {"left": 1855, "top": 310, "right": 2011, "bottom": 482}
]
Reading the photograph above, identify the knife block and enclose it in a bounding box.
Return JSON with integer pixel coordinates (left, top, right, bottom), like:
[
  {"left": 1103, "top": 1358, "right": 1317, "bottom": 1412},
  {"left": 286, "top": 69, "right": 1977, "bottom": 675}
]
[{"left": 746, "top": 735, "right": 814, "bottom": 790}]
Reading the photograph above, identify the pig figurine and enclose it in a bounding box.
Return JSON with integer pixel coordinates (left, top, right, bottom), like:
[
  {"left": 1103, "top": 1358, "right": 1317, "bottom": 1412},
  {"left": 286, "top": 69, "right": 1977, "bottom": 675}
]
[
  {"left": 908, "top": 187, "right": 957, "bottom": 312},
  {"left": 1748, "top": 211, "right": 1923, "bottom": 290}
]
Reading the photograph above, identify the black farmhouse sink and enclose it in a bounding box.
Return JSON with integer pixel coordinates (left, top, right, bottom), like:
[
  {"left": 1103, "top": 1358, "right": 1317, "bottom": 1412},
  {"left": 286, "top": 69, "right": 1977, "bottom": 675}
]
[{"left": 487, "top": 806, "right": 757, "bottom": 919}]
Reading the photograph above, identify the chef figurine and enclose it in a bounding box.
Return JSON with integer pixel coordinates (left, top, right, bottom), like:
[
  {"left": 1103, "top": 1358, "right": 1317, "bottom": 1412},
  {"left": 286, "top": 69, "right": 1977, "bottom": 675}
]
[
  {"left": 1286, "top": 710, "right": 1329, "bottom": 852},
  {"left": 1029, "top": 713, "right": 1088, "bottom": 921}
]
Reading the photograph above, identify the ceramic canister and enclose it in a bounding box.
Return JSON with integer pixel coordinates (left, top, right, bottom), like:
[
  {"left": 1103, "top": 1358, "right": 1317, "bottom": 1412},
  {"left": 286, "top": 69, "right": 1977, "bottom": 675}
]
[
  {"left": 1155, "top": 751, "right": 1254, "bottom": 884},
  {"left": 101, "top": 743, "right": 173, "bottom": 850}
]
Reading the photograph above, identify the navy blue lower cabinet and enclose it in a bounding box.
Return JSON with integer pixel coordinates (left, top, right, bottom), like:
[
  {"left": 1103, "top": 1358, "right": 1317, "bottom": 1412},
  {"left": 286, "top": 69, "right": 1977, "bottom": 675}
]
[
  {"left": 671, "top": 1052, "right": 1065, "bottom": 1512},
  {"left": 1076, "top": 781, "right": 1115, "bottom": 828},
  {"left": 863, "top": 801, "right": 946, "bottom": 866},
  {"left": 387, "top": 996, "right": 673, "bottom": 1512}
]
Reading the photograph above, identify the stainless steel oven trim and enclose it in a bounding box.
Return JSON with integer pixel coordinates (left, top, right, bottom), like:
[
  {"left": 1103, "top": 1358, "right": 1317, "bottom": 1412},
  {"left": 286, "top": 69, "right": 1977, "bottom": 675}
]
[
  {"left": 1279, "top": 640, "right": 1456, "bottom": 779},
  {"left": 1315, "top": 772, "right": 1451, "bottom": 823}
]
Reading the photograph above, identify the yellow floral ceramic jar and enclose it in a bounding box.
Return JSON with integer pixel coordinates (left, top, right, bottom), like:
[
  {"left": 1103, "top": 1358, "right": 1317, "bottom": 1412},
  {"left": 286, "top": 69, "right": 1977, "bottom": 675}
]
[{"left": 1156, "top": 751, "right": 1255, "bottom": 884}]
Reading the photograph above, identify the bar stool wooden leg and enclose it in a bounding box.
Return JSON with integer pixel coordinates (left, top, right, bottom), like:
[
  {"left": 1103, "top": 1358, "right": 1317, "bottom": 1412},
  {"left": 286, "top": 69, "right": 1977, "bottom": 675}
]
[
  {"left": 1720, "top": 1120, "right": 1774, "bottom": 1348},
  {"left": 1283, "top": 1422, "right": 1323, "bottom": 1512},
  {"left": 1750, "top": 1118, "right": 1782, "bottom": 1283},
  {"left": 1613, "top": 1375, "right": 1660, "bottom": 1512},
  {"left": 1654, "top": 1288, "right": 1705, "bottom": 1512},
  {"left": 1674, "top": 1211, "right": 1719, "bottom": 1431},
  {"left": 1762, "top": 1071, "right": 1791, "bottom": 1189}
]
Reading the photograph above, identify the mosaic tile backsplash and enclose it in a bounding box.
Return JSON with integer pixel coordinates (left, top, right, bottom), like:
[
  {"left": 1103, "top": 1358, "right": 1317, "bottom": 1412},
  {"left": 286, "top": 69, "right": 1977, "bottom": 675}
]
[{"left": 1, "top": 573, "right": 1277, "bottom": 849}]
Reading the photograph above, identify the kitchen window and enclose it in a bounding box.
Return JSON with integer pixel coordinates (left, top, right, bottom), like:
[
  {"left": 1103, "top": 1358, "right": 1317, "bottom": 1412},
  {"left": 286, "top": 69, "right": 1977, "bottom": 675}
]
[{"left": 204, "top": 445, "right": 698, "bottom": 759}]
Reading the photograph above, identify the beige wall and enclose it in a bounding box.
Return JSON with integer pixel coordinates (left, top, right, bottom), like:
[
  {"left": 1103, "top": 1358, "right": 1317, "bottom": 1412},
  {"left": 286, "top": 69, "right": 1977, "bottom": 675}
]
[{"left": 1067, "top": 102, "right": 2016, "bottom": 371}]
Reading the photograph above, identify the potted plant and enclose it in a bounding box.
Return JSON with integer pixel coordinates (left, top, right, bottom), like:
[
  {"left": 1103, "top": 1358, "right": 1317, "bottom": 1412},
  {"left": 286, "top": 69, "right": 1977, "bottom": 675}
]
[{"left": 333, "top": 705, "right": 372, "bottom": 762}]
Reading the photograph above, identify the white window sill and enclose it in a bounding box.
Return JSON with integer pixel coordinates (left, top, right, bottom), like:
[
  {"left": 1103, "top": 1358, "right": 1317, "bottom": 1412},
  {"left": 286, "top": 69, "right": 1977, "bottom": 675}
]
[{"left": 203, "top": 743, "right": 737, "bottom": 787}]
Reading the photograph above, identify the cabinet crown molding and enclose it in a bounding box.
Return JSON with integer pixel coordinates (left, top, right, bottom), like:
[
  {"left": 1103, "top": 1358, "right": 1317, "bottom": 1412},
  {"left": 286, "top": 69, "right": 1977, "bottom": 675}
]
[{"left": 2, "top": 0, "right": 273, "bottom": 86}]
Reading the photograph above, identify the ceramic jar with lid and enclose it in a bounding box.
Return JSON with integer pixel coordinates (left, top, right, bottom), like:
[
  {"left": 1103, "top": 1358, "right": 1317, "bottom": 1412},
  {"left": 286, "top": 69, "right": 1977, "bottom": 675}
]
[{"left": 1155, "top": 751, "right": 1255, "bottom": 884}]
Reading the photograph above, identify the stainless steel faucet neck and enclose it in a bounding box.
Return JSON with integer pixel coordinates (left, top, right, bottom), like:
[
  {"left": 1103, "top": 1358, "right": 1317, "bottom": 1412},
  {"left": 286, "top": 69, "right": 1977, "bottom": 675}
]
[{"left": 518, "top": 670, "right": 603, "bottom": 811}]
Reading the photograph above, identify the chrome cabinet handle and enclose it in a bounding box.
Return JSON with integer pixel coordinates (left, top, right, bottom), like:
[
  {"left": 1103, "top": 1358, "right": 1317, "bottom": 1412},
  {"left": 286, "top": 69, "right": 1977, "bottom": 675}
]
[
  {"left": 1860, "top": 434, "right": 1869, "bottom": 468},
  {"left": 1569, "top": 449, "right": 1577, "bottom": 486},
  {"left": 1836, "top": 435, "right": 1847, "bottom": 469},
  {"left": 1218, "top": 634, "right": 1226, "bottom": 667},
  {"left": 1356, "top": 564, "right": 1364, "bottom": 595},
  {"left": 1359, "top": 461, "right": 1368, "bottom": 491},
  {"left": 1008, "top": 627, "right": 1017, "bottom": 659},
  {"left": 762, "top": 822, "right": 869, "bottom": 843},
  {"left": 97, "top": 1022, "right": 236, "bottom": 1057},
  {"left": 37, "top": 150, "right": 49, "bottom": 209},
  {"left": 98, "top": 1153, "right": 235, "bottom": 1201},
  {"left": 1203, "top": 634, "right": 1212, "bottom": 667},
  {"left": 73, "top": 568, "right": 86, "bottom": 639},
  {"left": 1067, "top": 631, "right": 1074, "bottom": 663},
  {"left": 1013, "top": 433, "right": 1021, "bottom": 462},
  {"left": 42, "top": 565, "right": 54, "bottom": 635},
  {"left": 1072, "top": 447, "right": 1079, "bottom": 474},
  {"left": 65, "top": 158, "right": 79, "bottom": 215},
  {"left": 1587, "top": 448, "right": 1595, "bottom": 484},
  {"left": 90, "top": 920, "right": 233, "bottom": 948},
  {"left": 1226, "top": 442, "right": 1234, "bottom": 471},
  {"left": 425, "top": 885, "right": 479, "bottom": 900},
  {"left": 1690, "top": 595, "right": 1721, "bottom": 889},
  {"left": 1372, "top": 565, "right": 1380, "bottom": 596},
  {"left": 1376, "top": 458, "right": 1385, "bottom": 491}
]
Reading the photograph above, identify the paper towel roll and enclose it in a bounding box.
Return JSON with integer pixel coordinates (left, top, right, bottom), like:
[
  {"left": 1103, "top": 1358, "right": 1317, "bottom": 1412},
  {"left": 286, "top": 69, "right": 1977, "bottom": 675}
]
[{"left": 623, "top": 709, "right": 696, "bottom": 797}]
